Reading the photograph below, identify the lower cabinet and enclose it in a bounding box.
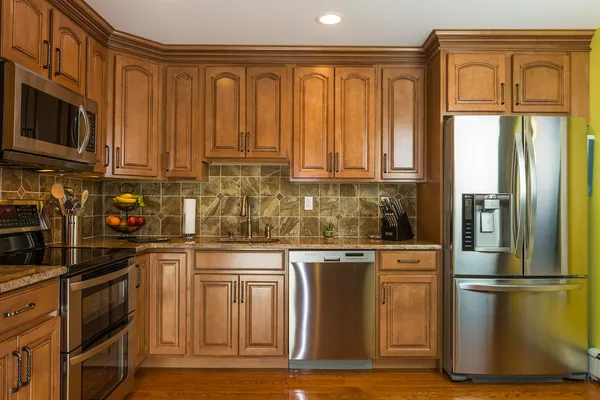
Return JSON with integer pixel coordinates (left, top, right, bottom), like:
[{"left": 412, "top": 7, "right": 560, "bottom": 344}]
[
  {"left": 378, "top": 274, "right": 438, "bottom": 357},
  {"left": 193, "top": 274, "right": 284, "bottom": 357},
  {"left": 134, "top": 254, "right": 150, "bottom": 368}
]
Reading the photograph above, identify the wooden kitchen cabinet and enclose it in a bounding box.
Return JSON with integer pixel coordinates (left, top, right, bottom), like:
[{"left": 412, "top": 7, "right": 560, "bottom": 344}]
[
  {"left": 166, "top": 66, "right": 201, "bottom": 178},
  {"left": 0, "top": 0, "right": 51, "bottom": 76},
  {"left": 447, "top": 53, "right": 508, "bottom": 112},
  {"left": 193, "top": 274, "right": 239, "bottom": 356},
  {"left": 113, "top": 54, "right": 161, "bottom": 177},
  {"left": 86, "top": 37, "right": 108, "bottom": 175},
  {"left": 149, "top": 253, "right": 187, "bottom": 355},
  {"left": 512, "top": 53, "right": 570, "bottom": 113},
  {"left": 134, "top": 254, "right": 150, "bottom": 369},
  {"left": 51, "top": 8, "right": 86, "bottom": 94},
  {"left": 0, "top": 338, "right": 17, "bottom": 398},
  {"left": 381, "top": 67, "right": 425, "bottom": 181},
  {"left": 379, "top": 274, "right": 438, "bottom": 357}
]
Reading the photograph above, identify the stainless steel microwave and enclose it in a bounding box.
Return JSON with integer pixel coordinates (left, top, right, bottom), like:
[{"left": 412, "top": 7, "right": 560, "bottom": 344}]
[{"left": 0, "top": 62, "right": 97, "bottom": 172}]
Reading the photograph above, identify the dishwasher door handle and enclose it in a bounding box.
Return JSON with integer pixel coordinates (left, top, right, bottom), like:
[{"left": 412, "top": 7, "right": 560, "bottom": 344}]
[{"left": 323, "top": 257, "right": 341, "bottom": 262}]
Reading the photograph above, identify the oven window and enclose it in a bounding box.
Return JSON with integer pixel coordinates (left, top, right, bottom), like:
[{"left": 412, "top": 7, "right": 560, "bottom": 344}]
[
  {"left": 81, "top": 327, "right": 129, "bottom": 400},
  {"left": 20, "top": 83, "right": 80, "bottom": 148},
  {"left": 81, "top": 270, "right": 129, "bottom": 344}
]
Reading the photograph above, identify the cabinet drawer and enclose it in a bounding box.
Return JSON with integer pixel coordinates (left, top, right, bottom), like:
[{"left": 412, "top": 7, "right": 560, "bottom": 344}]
[
  {"left": 0, "top": 280, "right": 59, "bottom": 334},
  {"left": 195, "top": 251, "right": 284, "bottom": 271},
  {"left": 380, "top": 251, "right": 437, "bottom": 271}
]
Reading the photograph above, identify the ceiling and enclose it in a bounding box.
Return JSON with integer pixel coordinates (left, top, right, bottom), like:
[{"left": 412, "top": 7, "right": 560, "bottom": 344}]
[{"left": 86, "top": 0, "right": 600, "bottom": 46}]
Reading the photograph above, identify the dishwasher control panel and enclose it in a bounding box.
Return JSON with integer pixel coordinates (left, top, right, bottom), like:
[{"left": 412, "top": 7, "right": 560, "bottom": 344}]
[{"left": 289, "top": 250, "right": 376, "bottom": 263}]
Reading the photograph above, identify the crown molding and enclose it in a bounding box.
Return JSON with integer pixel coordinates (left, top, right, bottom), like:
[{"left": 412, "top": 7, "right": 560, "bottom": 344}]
[{"left": 49, "top": 0, "right": 113, "bottom": 43}]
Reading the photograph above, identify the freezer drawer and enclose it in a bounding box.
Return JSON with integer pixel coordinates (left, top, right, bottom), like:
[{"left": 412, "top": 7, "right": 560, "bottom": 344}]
[{"left": 451, "top": 278, "right": 587, "bottom": 376}]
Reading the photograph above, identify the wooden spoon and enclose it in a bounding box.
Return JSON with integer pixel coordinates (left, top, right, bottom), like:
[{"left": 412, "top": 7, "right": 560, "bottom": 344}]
[
  {"left": 51, "top": 184, "right": 66, "bottom": 216},
  {"left": 81, "top": 190, "right": 89, "bottom": 207}
]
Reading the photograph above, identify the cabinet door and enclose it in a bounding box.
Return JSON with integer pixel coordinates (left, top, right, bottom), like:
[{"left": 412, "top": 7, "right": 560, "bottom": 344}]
[
  {"left": 166, "top": 66, "right": 200, "bottom": 178},
  {"left": 381, "top": 67, "right": 425, "bottom": 181},
  {"left": 0, "top": 0, "right": 50, "bottom": 76},
  {"left": 447, "top": 53, "right": 508, "bottom": 112},
  {"left": 193, "top": 274, "right": 239, "bottom": 356},
  {"left": 246, "top": 66, "right": 288, "bottom": 159},
  {"left": 0, "top": 338, "right": 17, "bottom": 399},
  {"left": 205, "top": 66, "right": 246, "bottom": 158},
  {"left": 292, "top": 67, "right": 334, "bottom": 179},
  {"left": 134, "top": 254, "right": 150, "bottom": 369},
  {"left": 51, "top": 9, "right": 86, "bottom": 94},
  {"left": 17, "top": 316, "right": 60, "bottom": 400},
  {"left": 113, "top": 54, "right": 160, "bottom": 177},
  {"left": 512, "top": 53, "right": 570, "bottom": 113},
  {"left": 149, "top": 253, "right": 187, "bottom": 355},
  {"left": 334, "top": 67, "right": 375, "bottom": 179},
  {"left": 239, "top": 275, "right": 284, "bottom": 356},
  {"left": 86, "top": 37, "right": 108, "bottom": 175},
  {"left": 379, "top": 275, "right": 437, "bottom": 357}
]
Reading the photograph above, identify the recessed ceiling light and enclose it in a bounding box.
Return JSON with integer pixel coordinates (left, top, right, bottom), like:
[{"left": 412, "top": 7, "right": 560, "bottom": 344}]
[{"left": 316, "top": 13, "right": 343, "bottom": 25}]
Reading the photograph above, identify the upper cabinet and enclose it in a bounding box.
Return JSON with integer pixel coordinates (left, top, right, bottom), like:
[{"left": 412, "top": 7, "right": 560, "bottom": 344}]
[
  {"left": 205, "top": 66, "right": 288, "bottom": 160},
  {"left": 51, "top": 8, "right": 86, "bottom": 94},
  {"left": 292, "top": 66, "right": 375, "bottom": 180},
  {"left": 381, "top": 67, "right": 425, "bottom": 181},
  {"left": 512, "top": 53, "right": 570, "bottom": 113},
  {"left": 112, "top": 54, "right": 161, "bottom": 177},
  {"left": 86, "top": 37, "right": 108, "bottom": 174}
]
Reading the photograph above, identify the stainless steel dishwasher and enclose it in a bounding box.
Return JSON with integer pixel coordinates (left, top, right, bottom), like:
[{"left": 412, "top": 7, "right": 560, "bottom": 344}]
[{"left": 289, "top": 250, "right": 375, "bottom": 368}]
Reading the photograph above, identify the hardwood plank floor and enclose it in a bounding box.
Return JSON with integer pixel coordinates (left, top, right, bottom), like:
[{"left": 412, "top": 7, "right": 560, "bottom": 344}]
[{"left": 129, "top": 369, "right": 600, "bottom": 399}]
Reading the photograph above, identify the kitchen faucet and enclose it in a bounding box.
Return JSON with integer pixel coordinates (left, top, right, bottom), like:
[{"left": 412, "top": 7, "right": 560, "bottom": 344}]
[{"left": 240, "top": 194, "right": 252, "bottom": 238}]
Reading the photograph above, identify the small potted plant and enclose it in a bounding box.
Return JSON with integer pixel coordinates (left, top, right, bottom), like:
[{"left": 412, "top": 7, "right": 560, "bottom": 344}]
[{"left": 323, "top": 222, "right": 335, "bottom": 240}]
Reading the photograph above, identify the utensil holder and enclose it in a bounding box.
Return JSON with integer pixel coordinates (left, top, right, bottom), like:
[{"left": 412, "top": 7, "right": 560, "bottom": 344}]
[
  {"left": 380, "top": 213, "right": 414, "bottom": 242},
  {"left": 62, "top": 215, "right": 82, "bottom": 246}
]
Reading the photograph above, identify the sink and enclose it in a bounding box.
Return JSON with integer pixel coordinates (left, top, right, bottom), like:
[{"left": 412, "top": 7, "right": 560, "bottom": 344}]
[{"left": 215, "top": 237, "right": 281, "bottom": 244}]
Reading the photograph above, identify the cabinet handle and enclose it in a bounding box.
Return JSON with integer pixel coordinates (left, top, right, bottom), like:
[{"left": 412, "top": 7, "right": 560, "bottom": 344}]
[
  {"left": 3, "top": 303, "right": 35, "bottom": 318},
  {"left": 165, "top": 152, "right": 170, "bottom": 172},
  {"left": 381, "top": 282, "right": 386, "bottom": 305},
  {"left": 116, "top": 147, "right": 121, "bottom": 168},
  {"left": 328, "top": 152, "right": 333, "bottom": 173},
  {"left": 239, "top": 132, "right": 244, "bottom": 152},
  {"left": 43, "top": 40, "right": 51, "bottom": 70},
  {"left": 21, "top": 347, "right": 32, "bottom": 388},
  {"left": 397, "top": 259, "right": 421, "bottom": 264},
  {"left": 241, "top": 281, "right": 245, "bottom": 303},
  {"left": 11, "top": 351, "right": 21, "bottom": 393},
  {"left": 383, "top": 153, "right": 388, "bottom": 174},
  {"left": 501, "top": 83, "right": 506, "bottom": 105},
  {"left": 335, "top": 152, "right": 340, "bottom": 173},
  {"left": 135, "top": 264, "right": 142, "bottom": 288},
  {"left": 246, "top": 132, "right": 251, "bottom": 153},
  {"left": 516, "top": 83, "right": 521, "bottom": 105},
  {"left": 105, "top": 145, "right": 110, "bottom": 167},
  {"left": 54, "top": 48, "right": 63, "bottom": 76},
  {"left": 233, "top": 281, "right": 237, "bottom": 303}
]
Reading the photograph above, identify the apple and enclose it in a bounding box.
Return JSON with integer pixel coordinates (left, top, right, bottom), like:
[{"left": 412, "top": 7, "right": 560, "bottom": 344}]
[
  {"left": 127, "top": 216, "right": 139, "bottom": 226},
  {"left": 137, "top": 216, "right": 146, "bottom": 225}
]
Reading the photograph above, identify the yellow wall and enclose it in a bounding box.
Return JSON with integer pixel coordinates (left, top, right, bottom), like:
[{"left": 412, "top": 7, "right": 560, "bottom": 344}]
[{"left": 590, "top": 28, "right": 600, "bottom": 348}]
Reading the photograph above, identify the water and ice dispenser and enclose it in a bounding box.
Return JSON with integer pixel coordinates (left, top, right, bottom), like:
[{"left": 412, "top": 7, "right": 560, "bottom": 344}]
[{"left": 462, "top": 194, "right": 513, "bottom": 253}]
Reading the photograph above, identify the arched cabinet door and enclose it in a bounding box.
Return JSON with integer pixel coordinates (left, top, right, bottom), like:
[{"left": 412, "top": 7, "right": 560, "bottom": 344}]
[
  {"left": 52, "top": 9, "right": 86, "bottom": 94},
  {"left": 447, "top": 53, "right": 508, "bottom": 112},
  {"left": 512, "top": 53, "right": 570, "bottom": 113}
]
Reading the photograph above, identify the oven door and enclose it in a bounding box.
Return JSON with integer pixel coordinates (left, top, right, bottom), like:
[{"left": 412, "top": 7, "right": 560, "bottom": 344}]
[
  {"left": 63, "top": 313, "right": 136, "bottom": 400},
  {"left": 62, "top": 260, "right": 136, "bottom": 352}
]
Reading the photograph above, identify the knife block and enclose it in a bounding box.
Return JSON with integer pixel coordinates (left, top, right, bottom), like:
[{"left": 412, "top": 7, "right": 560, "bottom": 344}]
[{"left": 380, "top": 213, "right": 414, "bottom": 241}]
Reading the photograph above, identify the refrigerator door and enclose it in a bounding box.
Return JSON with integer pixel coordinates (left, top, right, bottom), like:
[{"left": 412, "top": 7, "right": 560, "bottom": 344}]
[
  {"left": 524, "top": 117, "right": 588, "bottom": 276},
  {"left": 448, "top": 116, "right": 525, "bottom": 276},
  {"left": 451, "top": 277, "right": 588, "bottom": 377}
]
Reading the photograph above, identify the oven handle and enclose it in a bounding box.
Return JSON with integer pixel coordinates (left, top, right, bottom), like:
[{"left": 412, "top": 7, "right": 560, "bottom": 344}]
[
  {"left": 70, "top": 315, "right": 135, "bottom": 366},
  {"left": 70, "top": 265, "right": 133, "bottom": 292}
]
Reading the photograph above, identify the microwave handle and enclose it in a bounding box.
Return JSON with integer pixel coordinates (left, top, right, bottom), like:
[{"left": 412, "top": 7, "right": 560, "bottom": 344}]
[{"left": 77, "top": 105, "right": 91, "bottom": 154}]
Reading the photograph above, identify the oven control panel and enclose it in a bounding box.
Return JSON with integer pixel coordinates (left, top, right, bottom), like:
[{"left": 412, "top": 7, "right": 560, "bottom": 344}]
[{"left": 0, "top": 203, "right": 42, "bottom": 229}]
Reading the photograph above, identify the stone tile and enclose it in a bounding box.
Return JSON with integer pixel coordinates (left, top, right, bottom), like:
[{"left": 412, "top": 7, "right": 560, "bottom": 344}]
[
  {"left": 182, "top": 183, "right": 202, "bottom": 197},
  {"left": 54, "top": 176, "right": 69, "bottom": 189},
  {"left": 200, "top": 197, "right": 220, "bottom": 217},
  {"left": 142, "top": 195, "right": 161, "bottom": 216},
  {"left": 280, "top": 197, "right": 299, "bottom": 216},
  {"left": 259, "top": 217, "right": 279, "bottom": 237},
  {"left": 104, "top": 195, "right": 122, "bottom": 216},
  {"left": 359, "top": 198, "right": 379, "bottom": 218},
  {"left": 82, "top": 216, "right": 94, "bottom": 239},
  {"left": 339, "top": 218, "right": 359, "bottom": 237},
  {"left": 248, "top": 197, "right": 260, "bottom": 217},
  {"left": 161, "top": 216, "right": 181, "bottom": 236},
  {"left": 260, "top": 177, "right": 280, "bottom": 196},
  {"left": 20, "top": 191, "right": 39, "bottom": 200},
  {"left": 68, "top": 178, "right": 83, "bottom": 195},
  {"left": 300, "top": 217, "right": 320, "bottom": 237},
  {"left": 279, "top": 216, "right": 300, "bottom": 237},
  {"left": 299, "top": 184, "right": 319, "bottom": 196},
  {"left": 260, "top": 197, "right": 280, "bottom": 217},
  {"left": 250, "top": 217, "right": 260, "bottom": 237},
  {"left": 162, "top": 196, "right": 182, "bottom": 215},
  {"left": 339, "top": 198, "right": 359, "bottom": 217},
  {"left": 241, "top": 165, "right": 261, "bottom": 176},
  {"left": 2, "top": 169, "right": 21, "bottom": 191},
  {"left": 221, "top": 196, "right": 241, "bottom": 216},
  {"left": 221, "top": 216, "right": 240, "bottom": 236},
  {"left": 92, "top": 196, "right": 103, "bottom": 216},
  {"left": 200, "top": 217, "right": 221, "bottom": 237},
  {"left": 39, "top": 175, "right": 55, "bottom": 193},
  {"left": 319, "top": 183, "right": 339, "bottom": 197},
  {"left": 300, "top": 197, "right": 319, "bottom": 217},
  {"left": 221, "top": 177, "right": 241, "bottom": 197},
  {"left": 53, "top": 218, "right": 63, "bottom": 243},
  {"left": 261, "top": 166, "right": 280, "bottom": 177},
  {"left": 359, "top": 183, "right": 378, "bottom": 198},
  {"left": 162, "top": 182, "right": 181, "bottom": 196},
  {"left": 319, "top": 197, "right": 339, "bottom": 217},
  {"left": 398, "top": 183, "right": 417, "bottom": 198},
  {"left": 281, "top": 165, "right": 291, "bottom": 178},
  {"left": 1, "top": 192, "right": 20, "bottom": 200},
  {"left": 104, "top": 181, "right": 122, "bottom": 196},
  {"left": 280, "top": 178, "right": 299, "bottom": 197},
  {"left": 22, "top": 170, "right": 39, "bottom": 193},
  {"left": 241, "top": 177, "right": 259, "bottom": 196},
  {"left": 379, "top": 183, "right": 399, "bottom": 198},
  {"left": 209, "top": 165, "right": 221, "bottom": 177},
  {"left": 139, "top": 215, "right": 160, "bottom": 236},
  {"left": 221, "top": 165, "right": 241, "bottom": 176},
  {"left": 202, "top": 177, "right": 221, "bottom": 197},
  {"left": 340, "top": 184, "right": 357, "bottom": 197},
  {"left": 359, "top": 218, "right": 380, "bottom": 237},
  {"left": 402, "top": 198, "right": 417, "bottom": 217},
  {"left": 93, "top": 216, "right": 105, "bottom": 237},
  {"left": 142, "top": 182, "right": 161, "bottom": 195}
]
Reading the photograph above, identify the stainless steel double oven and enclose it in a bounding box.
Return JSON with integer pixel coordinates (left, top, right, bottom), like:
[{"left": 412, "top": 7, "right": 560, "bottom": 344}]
[{"left": 60, "top": 253, "right": 137, "bottom": 400}]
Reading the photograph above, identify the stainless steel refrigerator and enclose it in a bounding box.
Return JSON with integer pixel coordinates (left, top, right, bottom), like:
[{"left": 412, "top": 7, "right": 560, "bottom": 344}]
[{"left": 443, "top": 116, "right": 589, "bottom": 381}]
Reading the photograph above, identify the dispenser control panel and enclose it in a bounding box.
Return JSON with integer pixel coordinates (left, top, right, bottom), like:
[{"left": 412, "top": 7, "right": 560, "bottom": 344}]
[{"left": 462, "top": 194, "right": 475, "bottom": 251}]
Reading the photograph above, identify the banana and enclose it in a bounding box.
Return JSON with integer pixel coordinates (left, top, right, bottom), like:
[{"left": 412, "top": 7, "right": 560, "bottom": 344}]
[
  {"left": 119, "top": 193, "right": 135, "bottom": 199},
  {"left": 113, "top": 196, "right": 137, "bottom": 204}
]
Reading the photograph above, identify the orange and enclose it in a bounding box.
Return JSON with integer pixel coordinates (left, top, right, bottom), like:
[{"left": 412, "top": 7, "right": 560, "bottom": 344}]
[{"left": 105, "top": 216, "right": 120, "bottom": 226}]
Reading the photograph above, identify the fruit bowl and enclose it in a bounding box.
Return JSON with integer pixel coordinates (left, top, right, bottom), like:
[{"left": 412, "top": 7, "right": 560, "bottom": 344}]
[{"left": 106, "top": 216, "right": 146, "bottom": 235}]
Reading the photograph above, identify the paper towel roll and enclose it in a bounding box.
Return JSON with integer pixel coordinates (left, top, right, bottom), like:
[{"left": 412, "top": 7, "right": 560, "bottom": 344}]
[{"left": 183, "top": 198, "right": 196, "bottom": 237}]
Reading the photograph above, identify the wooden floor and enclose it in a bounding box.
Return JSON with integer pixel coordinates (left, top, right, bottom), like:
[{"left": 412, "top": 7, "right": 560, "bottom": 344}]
[{"left": 129, "top": 369, "right": 600, "bottom": 399}]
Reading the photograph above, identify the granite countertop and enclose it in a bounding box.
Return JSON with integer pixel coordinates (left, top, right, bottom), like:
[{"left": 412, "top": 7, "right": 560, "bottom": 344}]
[
  {"left": 78, "top": 237, "right": 442, "bottom": 252},
  {"left": 0, "top": 265, "right": 66, "bottom": 294}
]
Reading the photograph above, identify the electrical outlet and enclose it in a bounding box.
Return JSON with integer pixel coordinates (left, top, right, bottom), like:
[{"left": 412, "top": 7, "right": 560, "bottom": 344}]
[{"left": 304, "top": 197, "right": 313, "bottom": 211}]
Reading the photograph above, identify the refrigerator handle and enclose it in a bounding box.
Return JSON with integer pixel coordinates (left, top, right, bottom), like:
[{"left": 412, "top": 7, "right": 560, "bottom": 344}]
[
  {"left": 513, "top": 130, "right": 527, "bottom": 259},
  {"left": 458, "top": 282, "right": 583, "bottom": 293},
  {"left": 524, "top": 129, "right": 537, "bottom": 260}
]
